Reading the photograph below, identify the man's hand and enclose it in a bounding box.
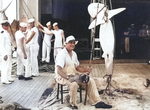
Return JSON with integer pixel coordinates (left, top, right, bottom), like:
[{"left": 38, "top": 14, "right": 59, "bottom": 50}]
[
  {"left": 24, "top": 54, "right": 27, "bottom": 59},
  {"left": 86, "top": 66, "right": 92, "bottom": 74},
  {"left": 68, "top": 74, "right": 89, "bottom": 83},
  {"left": 39, "top": 28, "right": 42, "bottom": 31},
  {"left": 68, "top": 75, "right": 75, "bottom": 82},
  {"left": 4, "top": 55, "right": 8, "bottom": 61}
]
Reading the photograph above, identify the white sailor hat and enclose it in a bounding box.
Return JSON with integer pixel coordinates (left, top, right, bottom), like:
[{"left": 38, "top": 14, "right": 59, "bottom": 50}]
[
  {"left": 20, "top": 22, "right": 27, "bottom": 27},
  {"left": 27, "top": 18, "right": 35, "bottom": 23},
  {"left": 46, "top": 21, "right": 51, "bottom": 26},
  {"left": 0, "top": 20, "right": 10, "bottom": 25},
  {"left": 65, "top": 35, "right": 78, "bottom": 45},
  {"left": 53, "top": 22, "right": 58, "bottom": 27}
]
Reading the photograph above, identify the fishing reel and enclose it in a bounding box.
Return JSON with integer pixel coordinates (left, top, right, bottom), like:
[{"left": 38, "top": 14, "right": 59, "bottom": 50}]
[{"left": 80, "top": 74, "right": 89, "bottom": 83}]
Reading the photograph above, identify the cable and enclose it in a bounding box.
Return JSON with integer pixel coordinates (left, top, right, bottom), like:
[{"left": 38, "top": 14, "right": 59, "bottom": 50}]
[
  {"left": 19, "top": 1, "right": 29, "bottom": 19},
  {"left": 89, "top": 2, "right": 100, "bottom": 66},
  {"left": 22, "top": 0, "right": 34, "bottom": 18}
]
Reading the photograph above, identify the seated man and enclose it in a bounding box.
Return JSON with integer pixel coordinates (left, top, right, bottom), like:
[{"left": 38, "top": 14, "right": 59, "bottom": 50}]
[{"left": 55, "top": 35, "right": 112, "bottom": 109}]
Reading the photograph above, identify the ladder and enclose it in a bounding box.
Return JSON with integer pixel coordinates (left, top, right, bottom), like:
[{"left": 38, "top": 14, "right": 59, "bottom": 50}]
[
  {"left": 91, "top": 36, "right": 102, "bottom": 60},
  {"left": 90, "top": 0, "right": 105, "bottom": 60}
]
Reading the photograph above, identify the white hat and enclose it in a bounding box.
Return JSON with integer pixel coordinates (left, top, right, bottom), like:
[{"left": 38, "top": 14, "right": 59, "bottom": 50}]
[
  {"left": 53, "top": 22, "right": 58, "bottom": 27},
  {"left": 20, "top": 22, "right": 27, "bottom": 27},
  {"left": 27, "top": 18, "right": 35, "bottom": 23},
  {"left": 46, "top": 21, "right": 51, "bottom": 26},
  {"left": 0, "top": 20, "right": 10, "bottom": 25},
  {"left": 65, "top": 35, "right": 78, "bottom": 45}
]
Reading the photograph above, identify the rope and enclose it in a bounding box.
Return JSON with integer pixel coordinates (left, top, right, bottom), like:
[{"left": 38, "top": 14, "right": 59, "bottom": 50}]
[
  {"left": 22, "top": 0, "right": 34, "bottom": 18},
  {"left": 89, "top": 1, "right": 100, "bottom": 66},
  {"left": 19, "top": 1, "right": 29, "bottom": 19}
]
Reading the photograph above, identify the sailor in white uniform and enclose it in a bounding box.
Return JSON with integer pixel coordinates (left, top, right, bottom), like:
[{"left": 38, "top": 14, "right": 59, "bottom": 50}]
[
  {"left": 52, "top": 22, "right": 65, "bottom": 61},
  {"left": 15, "top": 22, "right": 32, "bottom": 80},
  {"left": 38, "top": 21, "right": 53, "bottom": 63},
  {"left": 26, "top": 18, "right": 39, "bottom": 77},
  {"left": 0, "top": 20, "right": 14, "bottom": 84}
]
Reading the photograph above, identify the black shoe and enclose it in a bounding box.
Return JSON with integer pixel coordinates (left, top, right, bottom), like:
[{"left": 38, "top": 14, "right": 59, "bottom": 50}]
[
  {"left": 31, "top": 75, "right": 36, "bottom": 77},
  {"left": 24, "top": 77, "right": 33, "bottom": 81},
  {"left": 41, "top": 61, "right": 46, "bottom": 64},
  {"left": 2, "top": 81, "right": 12, "bottom": 84},
  {"left": 98, "top": 90, "right": 104, "bottom": 95},
  {"left": 95, "top": 102, "right": 112, "bottom": 109},
  {"left": 18, "top": 75, "right": 25, "bottom": 80},
  {"left": 45, "top": 62, "right": 50, "bottom": 64},
  {"left": 70, "top": 105, "right": 78, "bottom": 109}
]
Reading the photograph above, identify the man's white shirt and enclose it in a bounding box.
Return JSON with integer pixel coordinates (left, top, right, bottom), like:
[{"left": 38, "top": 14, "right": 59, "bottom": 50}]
[
  {"left": 53, "top": 29, "right": 64, "bottom": 47},
  {"left": 0, "top": 28, "right": 11, "bottom": 56},
  {"left": 15, "top": 30, "right": 26, "bottom": 49},
  {"left": 27, "top": 27, "right": 39, "bottom": 45}
]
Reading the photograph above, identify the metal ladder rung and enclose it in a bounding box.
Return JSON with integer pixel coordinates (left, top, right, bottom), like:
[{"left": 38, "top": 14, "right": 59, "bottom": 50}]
[
  {"left": 94, "top": 38, "right": 99, "bottom": 42},
  {"left": 94, "top": 48, "right": 101, "bottom": 50},
  {"left": 90, "top": 36, "right": 102, "bottom": 60}
]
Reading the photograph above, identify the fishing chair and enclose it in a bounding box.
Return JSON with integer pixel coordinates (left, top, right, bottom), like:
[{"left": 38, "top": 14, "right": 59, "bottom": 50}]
[{"left": 57, "top": 83, "right": 88, "bottom": 105}]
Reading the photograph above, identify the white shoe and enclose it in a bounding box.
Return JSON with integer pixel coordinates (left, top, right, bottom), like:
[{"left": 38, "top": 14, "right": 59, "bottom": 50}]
[
  {"left": 2, "top": 82, "right": 12, "bottom": 84},
  {"left": 9, "top": 79, "right": 14, "bottom": 82},
  {"left": 46, "top": 60, "right": 50, "bottom": 63}
]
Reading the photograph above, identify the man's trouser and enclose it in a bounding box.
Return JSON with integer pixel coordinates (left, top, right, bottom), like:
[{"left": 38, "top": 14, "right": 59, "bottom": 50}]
[
  {"left": 28, "top": 43, "right": 39, "bottom": 76},
  {"left": 17, "top": 49, "right": 32, "bottom": 77},
  {"left": 42, "top": 41, "right": 51, "bottom": 62},
  {"left": 68, "top": 78, "right": 101, "bottom": 106},
  {"left": 125, "top": 37, "right": 130, "bottom": 52},
  {"left": 1, "top": 55, "right": 12, "bottom": 82}
]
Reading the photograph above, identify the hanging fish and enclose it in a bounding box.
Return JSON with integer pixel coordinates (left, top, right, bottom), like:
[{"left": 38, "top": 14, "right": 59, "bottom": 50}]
[
  {"left": 100, "top": 19, "right": 114, "bottom": 76},
  {"left": 88, "top": 3, "right": 126, "bottom": 80}
]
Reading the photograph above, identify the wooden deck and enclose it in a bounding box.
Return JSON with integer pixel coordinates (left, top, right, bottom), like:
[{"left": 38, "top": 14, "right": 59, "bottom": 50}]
[
  {"left": 0, "top": 62, "right": 150, "bottom": 108},
  {"left": 0, "top": 72, "right": 55, "bottom": 108}
]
